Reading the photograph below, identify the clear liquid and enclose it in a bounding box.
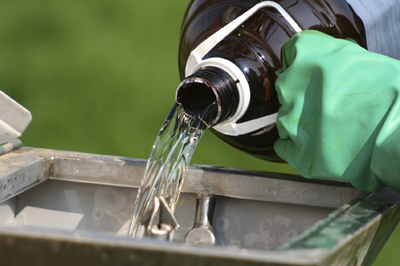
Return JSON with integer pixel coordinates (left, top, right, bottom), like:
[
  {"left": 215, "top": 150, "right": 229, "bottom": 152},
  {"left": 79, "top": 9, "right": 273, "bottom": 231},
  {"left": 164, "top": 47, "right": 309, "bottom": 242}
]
[{"left": 128, "top": 103, "right": 216, "bottom": 238}]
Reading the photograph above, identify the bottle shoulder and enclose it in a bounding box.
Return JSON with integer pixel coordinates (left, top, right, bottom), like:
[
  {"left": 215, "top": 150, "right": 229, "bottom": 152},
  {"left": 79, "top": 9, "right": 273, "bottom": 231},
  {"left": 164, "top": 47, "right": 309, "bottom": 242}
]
[
  {"left": 179, "top": 0, "right": 366, "bottom": 80},
  {"left": 179, "top": 0, "right": 365, "bottom": 58}
]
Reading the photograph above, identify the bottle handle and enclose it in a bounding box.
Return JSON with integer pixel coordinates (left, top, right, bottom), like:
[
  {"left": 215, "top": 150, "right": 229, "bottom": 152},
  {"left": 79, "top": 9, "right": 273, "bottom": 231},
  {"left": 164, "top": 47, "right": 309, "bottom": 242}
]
[{"left": 185, "top": 1, "right": 302, "bottom": 136}]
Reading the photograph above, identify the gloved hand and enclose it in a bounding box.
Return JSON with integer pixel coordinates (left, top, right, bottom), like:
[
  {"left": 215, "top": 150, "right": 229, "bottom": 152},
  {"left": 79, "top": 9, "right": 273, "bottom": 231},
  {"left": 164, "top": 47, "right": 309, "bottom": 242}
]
[{"left": 274, "top": 30, "right": 400, "bottom": 193}]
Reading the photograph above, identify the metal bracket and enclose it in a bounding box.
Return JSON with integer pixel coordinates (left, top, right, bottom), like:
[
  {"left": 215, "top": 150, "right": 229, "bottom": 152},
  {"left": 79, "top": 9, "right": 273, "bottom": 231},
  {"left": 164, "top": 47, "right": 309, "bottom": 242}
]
[
  {"left": 146, "top": 196, "right": 180, "bottom": 240},
  {"left": 132, "top": 196, "right": 180, "bottom": 241}
]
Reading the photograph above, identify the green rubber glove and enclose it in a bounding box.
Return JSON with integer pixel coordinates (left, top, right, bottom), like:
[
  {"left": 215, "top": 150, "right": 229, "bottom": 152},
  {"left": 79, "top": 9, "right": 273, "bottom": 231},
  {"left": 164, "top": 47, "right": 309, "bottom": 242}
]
[{"left": 274, "top": 30, "right": 400, "bottom": 193}]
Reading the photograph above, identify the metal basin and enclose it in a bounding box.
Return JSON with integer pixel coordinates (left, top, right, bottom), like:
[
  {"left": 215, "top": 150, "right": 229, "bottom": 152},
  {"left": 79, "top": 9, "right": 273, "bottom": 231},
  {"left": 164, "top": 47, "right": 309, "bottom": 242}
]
[{"left": 0, "top": 147, "right": 399, "bottom": 266}]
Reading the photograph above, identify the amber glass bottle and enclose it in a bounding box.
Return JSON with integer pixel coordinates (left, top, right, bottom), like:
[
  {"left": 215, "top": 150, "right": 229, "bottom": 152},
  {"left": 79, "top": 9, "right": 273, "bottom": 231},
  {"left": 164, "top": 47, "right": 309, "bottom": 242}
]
[{"left": 176, "top": 0, "right": 366, "bottom": 162}]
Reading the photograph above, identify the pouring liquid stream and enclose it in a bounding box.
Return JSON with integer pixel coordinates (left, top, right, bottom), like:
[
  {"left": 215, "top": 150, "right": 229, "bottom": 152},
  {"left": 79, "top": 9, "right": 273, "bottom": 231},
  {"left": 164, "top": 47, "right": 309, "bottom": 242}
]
[{"left": 128, "top": 101, "right": 217, "bottom": 238}]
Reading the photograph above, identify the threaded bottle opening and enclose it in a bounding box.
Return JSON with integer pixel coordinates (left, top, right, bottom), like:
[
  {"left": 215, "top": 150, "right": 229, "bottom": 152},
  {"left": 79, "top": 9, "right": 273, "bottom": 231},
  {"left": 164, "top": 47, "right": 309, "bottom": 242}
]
[{"left": 176, "top": 67, "right": 239, "bottom": 128}]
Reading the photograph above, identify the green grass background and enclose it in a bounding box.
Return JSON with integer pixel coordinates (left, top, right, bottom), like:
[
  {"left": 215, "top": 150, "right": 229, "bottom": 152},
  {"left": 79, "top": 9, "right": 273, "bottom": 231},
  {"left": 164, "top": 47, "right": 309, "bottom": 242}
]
[{"left": 1, "top": 0, "right": 398, "bottom": 264}]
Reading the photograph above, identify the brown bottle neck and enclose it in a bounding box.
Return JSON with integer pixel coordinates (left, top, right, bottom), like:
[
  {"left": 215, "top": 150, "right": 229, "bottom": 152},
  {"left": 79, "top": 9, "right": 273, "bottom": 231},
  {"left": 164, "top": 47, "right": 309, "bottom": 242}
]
[{"left": 176, "top": 67, "right": 239, "bottom": 128}]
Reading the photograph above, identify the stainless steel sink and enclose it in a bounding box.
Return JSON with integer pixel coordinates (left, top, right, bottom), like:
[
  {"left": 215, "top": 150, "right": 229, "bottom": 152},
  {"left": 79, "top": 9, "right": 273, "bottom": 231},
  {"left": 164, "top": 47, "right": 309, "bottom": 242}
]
[{"left": 0, "top": 147, "right": 399, "bottom": 266}]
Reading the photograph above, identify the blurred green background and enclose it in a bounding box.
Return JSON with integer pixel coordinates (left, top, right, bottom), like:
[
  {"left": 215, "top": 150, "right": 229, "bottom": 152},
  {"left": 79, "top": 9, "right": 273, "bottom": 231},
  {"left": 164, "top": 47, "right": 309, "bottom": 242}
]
[{"left": 1, "top": 0, "right": 399, "bottom": 265}]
